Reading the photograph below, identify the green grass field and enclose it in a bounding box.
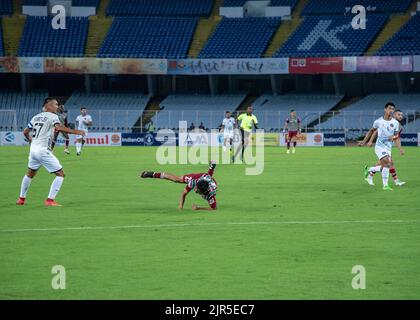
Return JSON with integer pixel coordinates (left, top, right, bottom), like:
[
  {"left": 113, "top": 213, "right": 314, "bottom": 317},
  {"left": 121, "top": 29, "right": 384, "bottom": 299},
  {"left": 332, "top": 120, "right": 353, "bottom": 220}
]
[{"left": 0, "top": 146, "right": 419, "bottom": 299}]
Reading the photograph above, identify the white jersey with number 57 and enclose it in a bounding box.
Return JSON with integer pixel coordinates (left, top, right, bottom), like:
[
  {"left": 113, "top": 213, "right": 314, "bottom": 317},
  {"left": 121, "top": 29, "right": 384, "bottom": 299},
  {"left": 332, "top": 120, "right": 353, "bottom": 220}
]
[
  {"left": 76, "top": 114, "right": 92, "bottom": 132},
  {"left": 28, "top": 112, "right": 61, "bottom": 153}
]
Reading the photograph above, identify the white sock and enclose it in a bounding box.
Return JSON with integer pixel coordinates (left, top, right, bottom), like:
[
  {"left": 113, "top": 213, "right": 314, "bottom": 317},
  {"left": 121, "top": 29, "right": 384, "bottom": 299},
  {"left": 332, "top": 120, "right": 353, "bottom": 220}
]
[
  {"left": 48, "top": 176, "right": 64, "bottom": 200},
  {"left": 76, "top": 143, "right": 82, "bottom": 153},
  {"left": 369, "top": 165, "right": 381, "bottom": 173},
  {"left": 382, "top": 167, "right": 390, "bottom": 186},
  {"left": 20, "top": 175, "right": 32, "bottom": 198}
]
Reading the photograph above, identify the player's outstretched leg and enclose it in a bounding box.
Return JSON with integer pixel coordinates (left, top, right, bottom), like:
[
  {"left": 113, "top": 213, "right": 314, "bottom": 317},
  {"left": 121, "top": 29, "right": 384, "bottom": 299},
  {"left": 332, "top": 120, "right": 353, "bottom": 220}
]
[
  {"left": 390, "top": 167, "right": 405, "bottom": 186},
  {"left": 140, "top": 171, "right": 183, "bottom": 183},
  {"left": 45, "top": 170, "right": 65, "bottom": 206},
  {"left": 292, "top": 141, "right": 297, "bottom": 154},
  {"left": 364, "top": 165, "right": 375, "bottom": 186}
]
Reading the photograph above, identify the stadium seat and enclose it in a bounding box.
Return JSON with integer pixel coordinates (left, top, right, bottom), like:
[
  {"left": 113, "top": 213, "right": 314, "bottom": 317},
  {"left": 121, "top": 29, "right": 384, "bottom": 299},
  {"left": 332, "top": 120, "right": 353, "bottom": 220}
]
[
  {"left": 0, "top": 0, "right": 12, "bottom": 15},
  {"left": 199, "top": 17, "right": 281, "bottom": 59},
  {"left": 274, "top": 14, "right": 388, "bottom": 57},
  {"left": 252, "top": 94, "right": 343, "bottom": 130},
  {"left": 301, "top": 0, "right": 411, "bottom": 16},
  {"left": 23, "top": 0, "right": 99, "bottom": 6},
  {"left": 315, "top": 94, "right": 420, "bottom": 132},
  {"left": 18, "top": 16, "right": 89, "bottom": 57},
  {"left": 65, "top": 92, "right": 151, "bottom": 132},
  {"left": 378, "top": 15, "right": 420, "bottom": 56},
  {"left": 152, "top": 94, "right": 247, "bottom": 130},
  {"left": 98, "top": 17, "right": 198, "bottom": 59},
  {"left": 106, "top": 0, "right": 213, "bottom": 17},
  {"left": 0, "top": 18, "right": 4, "bottom": 57}
]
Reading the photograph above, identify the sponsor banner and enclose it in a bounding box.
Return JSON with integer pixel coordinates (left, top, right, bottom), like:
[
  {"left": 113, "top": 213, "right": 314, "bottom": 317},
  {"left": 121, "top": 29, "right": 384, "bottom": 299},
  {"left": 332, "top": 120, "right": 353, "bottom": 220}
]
[
  {"left": 418, "top": 133, "right": 420, "bottom": 147},
  {"left": 279, "top": 132, "right": 324, "bottom": 147},
  {"left": 0, "top": 131, "right": 29, "bottom": 146},
  {"left": 0, "top": 57, "right": 19, "bottom": 73},
  {"left": 289, "top": 57, "right": 344, "bottom": 74},
  {"left": 19, "top": 57, "right": 44, "bottom": 73},
  {"left": 168, "top": 58, "right": 289, "bottom": 75},
  {"left": 414, "top": 56, "right": 420, "bottom": 72},
  {"left": 323, "top": 133, "right": 346, "bottom": 146},
  {"left": 82, "top": 132, "right": 121, "bottom": 146},
  {"left": 44, "top": 58, "right": 167, "bottom": 74},
  {"left": 399, "top": 133, "right": 418, "bottom": 146},
  {"left": 262, "top": 133, "right": 281, "bottom": 146},
  {"left": 121, "top": 133, "right": 177, "bottom": 146},
  {"left": 179, "top": 131, "right": 210, "bottom": 147},
  {"left": 355, "top": 56, "right": 412, "bottom": 73}
]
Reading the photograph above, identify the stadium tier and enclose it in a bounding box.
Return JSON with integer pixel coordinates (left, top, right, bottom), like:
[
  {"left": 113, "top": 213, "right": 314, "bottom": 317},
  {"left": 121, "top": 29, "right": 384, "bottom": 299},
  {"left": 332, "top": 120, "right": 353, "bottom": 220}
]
[
  {"left": 222, "top": 0, "right": 298, "bottom": 8},
  {"left": 0, "top": 91, "right": 48, "bottom": 131},
  {"left": 0, "top": 18, "right": 4, "bottom": 57},
  {"left": 22, "top": 0, "right": 99, "bottom": 6},
  {"left": 153, "top": 94, "right": 247, "bottom": 130},
  {"left": 378, "top": 15, "right": 420, "bottom": 56},
  {"left": 199, "top": 17, "right": 281, "bottom": 59},
  {"left": 98, "top": 17, "right": 198, "bottom": 59},
  {"left": 65, "top": 92, "right": 150, "bottom": 131},
  {"left": 274, "top": 14, "right": 388, "bottom": 57},
  {"left": 252, "top": 94, "right": 343, "bottom": 130},
  {"left": 301, "top": 0, "right": 412, "bottom": 15},
  {"left": 18, "top": 16, "right": 89, "bottom": 57},
  {"left": 0, "top": 0, "right": 12, "bottom": 15},
  {"left": 106, "top": 0, "right": 214, "bottom": 17},
  {"left": 315, "top": 94, "right": 420, "bottom": 132}
]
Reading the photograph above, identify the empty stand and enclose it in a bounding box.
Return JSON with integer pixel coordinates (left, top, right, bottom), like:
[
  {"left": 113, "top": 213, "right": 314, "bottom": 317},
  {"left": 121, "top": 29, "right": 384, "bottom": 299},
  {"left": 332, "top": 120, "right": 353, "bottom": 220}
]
[
  {"left": 199, "top": 17, "right": 281, "bottom": 58},
  {"left": 316, "top": 94, "right": 420, "bottom": 131},
  {"left": 23, "top": 0, "right": 99, "bottom": 6},
  {"left": 0, "top": 0, "right": 12, "bottom": 15},
  {"left": 302, "top": 0, "right": 411, "bottom": 15},
  {"left": 252, "top": 94, "right": 343, "bottom": 130},
  {"left": 0, "top": 91, "right": 48, "bottom": 130},
  {"left": 274, "top": 14, "right": 388, "bottom": 57},
  {"left": 98, "top": 17, "right": 198, "bottom": 59},
  {"left": 65, "top": 92, "right": 151, "bottom": 131},
  {"left": 18, "top": 16, "right": 89, "bottom": 57},
  {"left": 378, "top": 15, "right": 420, "bottom": 56},
  {"left": 152, "top": 94, "right": 246, "bottom": 130},
  {"left": 106, "top": 0, "right": 214, "bottom": 17}
]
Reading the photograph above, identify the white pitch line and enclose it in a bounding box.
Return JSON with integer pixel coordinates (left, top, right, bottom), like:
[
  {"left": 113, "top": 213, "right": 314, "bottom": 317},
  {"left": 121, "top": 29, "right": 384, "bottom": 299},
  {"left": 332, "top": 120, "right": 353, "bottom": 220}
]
[{"left": 0, "top": 219, "right": 419, "bottom": 234}]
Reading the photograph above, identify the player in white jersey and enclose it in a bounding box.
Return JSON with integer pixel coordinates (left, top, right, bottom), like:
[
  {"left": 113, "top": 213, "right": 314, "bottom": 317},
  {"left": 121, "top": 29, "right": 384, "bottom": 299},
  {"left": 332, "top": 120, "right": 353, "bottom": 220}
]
[
  {"left": 364, "top": 102, "right": 400, "bottom": 191},
  {"left": 221, "top": 111, "right": 237, "bottom": 155},
  {"left": 16, "top": 98, "right": 85, "bottom": 206},
  {"left": 75, "top": 107, "right": 92, "bottom": 156}
]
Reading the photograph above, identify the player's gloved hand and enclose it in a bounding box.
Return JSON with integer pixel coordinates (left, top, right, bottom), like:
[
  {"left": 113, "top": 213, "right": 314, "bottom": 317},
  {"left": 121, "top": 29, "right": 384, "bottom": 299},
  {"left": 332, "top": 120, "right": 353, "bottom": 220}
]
[{"left": 209, "top": 160, "right": 216, "bottom": 170}]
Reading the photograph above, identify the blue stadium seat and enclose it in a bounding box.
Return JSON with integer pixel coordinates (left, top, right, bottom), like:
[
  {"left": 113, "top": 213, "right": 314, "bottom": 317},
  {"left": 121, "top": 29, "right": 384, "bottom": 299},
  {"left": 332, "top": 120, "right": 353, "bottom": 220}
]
[
  {"left": 107, "top": 0, "right": 213, "bottom": 17},
  {"left": 18, "top": 16, "right": 89, "bottom": 57},
  {"left": 377, "top": 15, "right": 420, "bottom": 56},
  {"left": 0, "top": 0, "right": 13, "bottom": 15},
  {"left": 98, "top": 17, "right": 198, "bottom": 59},
  {"left": 223, "top": 0, "right": 297, "bottom": 9},
  {"left": 302, "top": 0, "right": 411, "bottom": 15},
  {"left": 274, "top": 14, "right": 388, "bottom": 57},
  {"left": 23, "top": 0, "right": 99, "bottom": 6},
  {"left": 199, "top": 17, "right": 281, "bottom": 58}
]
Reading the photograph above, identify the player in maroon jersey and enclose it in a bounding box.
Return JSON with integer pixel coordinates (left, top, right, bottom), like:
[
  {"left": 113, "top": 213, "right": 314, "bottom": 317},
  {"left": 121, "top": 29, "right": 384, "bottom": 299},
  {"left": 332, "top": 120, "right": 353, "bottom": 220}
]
[
  {"left": 140, "top": 161, "right": 218, "bottom": 210},
  {"left": 51, "top": 104, "right": 70, "bottom": 154},
  {"left": 283, "top": 109, "right": 301, "bottom": 154}
]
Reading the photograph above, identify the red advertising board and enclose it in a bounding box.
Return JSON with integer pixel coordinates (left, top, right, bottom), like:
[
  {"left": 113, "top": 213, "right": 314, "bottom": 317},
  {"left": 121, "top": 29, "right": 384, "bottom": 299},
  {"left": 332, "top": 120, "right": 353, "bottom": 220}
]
[{"left": 289, "top": 57, "right": 344, "bottom": 74}]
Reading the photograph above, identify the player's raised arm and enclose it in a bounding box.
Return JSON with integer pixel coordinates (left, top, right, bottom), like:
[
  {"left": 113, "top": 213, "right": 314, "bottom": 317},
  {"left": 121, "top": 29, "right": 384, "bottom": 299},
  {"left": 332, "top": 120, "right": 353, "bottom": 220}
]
[{"left": 207, "top": 161, "right": 216, "bottom": 176}]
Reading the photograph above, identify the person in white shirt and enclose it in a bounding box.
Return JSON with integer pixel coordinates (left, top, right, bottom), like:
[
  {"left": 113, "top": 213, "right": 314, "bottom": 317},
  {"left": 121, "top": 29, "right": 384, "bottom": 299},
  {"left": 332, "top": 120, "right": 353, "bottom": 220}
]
[
  {"left": 364, "top": 102, "right": 401, "bottom": 191},
  {"left": 16, "top": 98, "right": 85, "bottom": 207},
  {"left": 75, "top": 107, "right": 92, "bottom": 156},
  {"left": 221, "top": 111, "right": 237, "bottom": 154}
]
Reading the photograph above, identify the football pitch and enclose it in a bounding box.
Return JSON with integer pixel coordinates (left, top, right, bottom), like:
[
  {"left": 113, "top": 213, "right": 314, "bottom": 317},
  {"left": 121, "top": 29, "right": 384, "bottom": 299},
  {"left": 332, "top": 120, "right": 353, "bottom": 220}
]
[{"left": 0, "top": 146, "right": 419, "bottom": 299}]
